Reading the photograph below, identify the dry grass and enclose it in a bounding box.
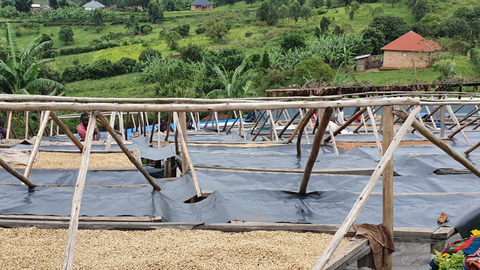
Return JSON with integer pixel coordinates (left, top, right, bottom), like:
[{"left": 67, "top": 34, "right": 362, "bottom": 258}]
[
  {"left": 13, "top": 152, "right": 135, "bottom": 169},
  {"left": 0, "top": 227, "right": 350, "bottom": 270}
]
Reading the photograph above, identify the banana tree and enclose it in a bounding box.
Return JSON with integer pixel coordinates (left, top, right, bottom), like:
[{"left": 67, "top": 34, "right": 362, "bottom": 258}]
[
  {"left": 0, "top": 23, "right": 64, "bottom": 95},
  {"left": 206, "top": 57, "right": 257, "bottom": 99}
]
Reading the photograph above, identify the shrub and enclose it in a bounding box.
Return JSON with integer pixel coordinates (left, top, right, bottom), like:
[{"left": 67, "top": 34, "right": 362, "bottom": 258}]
[
  {"left": 173, "top": 24, "right": 190, "bottom": 37},
  {"left": 245, "top": 31, "right": 253, "bottom": 37},
  {"left": 195, "top": 27, "right": 206, "bottom": 35},
  {"left": 433, "top": 60, "right": 456, "bottom": 80},
  {"left": 139, "top": 49, "right": 162, "bottom": 63},
  {"left": 280, "top": 34, "right": 306, "bottom": 52},
  {"left": 293, "top": 57, "right": 334, "bottom": 86},
  {"left": 178, "top": 44, "right": 203, "bottom": 63},
  {"left": 140, "top": 25, "right": 153, "bottom": 35}
]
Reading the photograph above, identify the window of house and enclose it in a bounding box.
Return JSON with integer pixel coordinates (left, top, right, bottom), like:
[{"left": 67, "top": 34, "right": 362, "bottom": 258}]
[{"left": 403, "top": 52, "right": 407, "bottom": 57}]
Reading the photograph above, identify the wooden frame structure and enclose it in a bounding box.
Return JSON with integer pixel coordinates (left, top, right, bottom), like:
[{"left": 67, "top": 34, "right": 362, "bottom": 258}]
[{"left": 2, "top": 94, "right": 480, "bottom": 270}]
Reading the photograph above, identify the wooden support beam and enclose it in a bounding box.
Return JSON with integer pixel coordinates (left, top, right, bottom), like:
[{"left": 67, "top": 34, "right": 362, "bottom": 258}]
[
  {"left": 214, "top": 111, "right": 220, "bottom": 133},
  {"left": 50, "top": 112, "right": 83, "bottom": 151},
  {"left": 441, "top": 105, "right": 446, "bottom": 138},
  {"left": 288, "top": 109, "right": 316, "bottom": 144},
  {"left": 394, "top": 110, "right": 480, "bottom": 178},
  {"left": 105, "top": 112, "right": 116, "bottom": 151},
  {"left": 238, "top": 110, "right": 246, "bottom": 139},
  {"left": 296, "top": 109, "right": 317, "bottom": 155},
  {"left": 367, "top": 106, "right": 383, "bottom": 155},
  {"left": 62, "top": 111, "right": 97, "bottom": 270},
  {"left": 6, "top": 111, "right": 12, "bottom": 139},
  {"left": 250, "top": 110, "right": 266, "bottom": 135},
  {"left": 382, "top": 106, "right": 394, "bottom": 270},
  {"left": 446, "top": 105, "right": 471, "bottom": 145},
  {"left": 299, "top": 107, "right": 333, "bottom": 194},
  {"left": 328, "top": 124, "right": 339, "bottom": 156},
  {"left": 448, "top": 115, "right": 480, "bottom": 140},
  {"left": 222, "top": 111, "right": 233, "bottom": 131},
  {"left": 311, "top": 106, "right": 421, "bottom": 270},
  {"left": 325, "top": 107, "right": 367, "bottom": 143},
  {"left": 179, "top": 112, "right": 188, "bottom": 174},
  {"left": 24, "top": 111, "right": 29, "bottom": 139},
  {"left": 24, "top": 110, "right": 50, "bottom": 179},
  {"left": 267, "top": 110, "right": 279, "bottom": 141},
  {"left": 278, "top": 110, "right": 300, "bottom": 138},
  {"left": 165, "top": 112, "right": 172, "bottom": 141},
  {"left": 173, "top": 112, "right": 202, "bottom": 197},
  {"left": 0, "top": 156, "right": 36, "bottom": 188},
  {"left": 125, "top": 112, "right": 130, "bottom": 140},
  {"left": 96, "top": 112, "right": 161, "bottom": 191},
  {"left": 149, "top": 111, "right": 158, "bottom": 144}
]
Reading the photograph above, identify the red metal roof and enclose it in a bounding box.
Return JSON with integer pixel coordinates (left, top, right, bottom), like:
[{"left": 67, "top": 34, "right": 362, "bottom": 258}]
[{"left": 381, "top": 31, "right": 441, "bottom": 52}]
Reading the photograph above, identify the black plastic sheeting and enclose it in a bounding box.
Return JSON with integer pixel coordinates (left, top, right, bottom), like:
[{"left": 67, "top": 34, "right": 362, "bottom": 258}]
[{"left": 2, "top": 128, "right": 480, "bottom": 230}]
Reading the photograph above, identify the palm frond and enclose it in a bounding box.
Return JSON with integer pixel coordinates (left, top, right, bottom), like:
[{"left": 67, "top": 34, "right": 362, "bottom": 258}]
[
  {"left": 23, "top": 64, "right": 40, "bottom": 86},
  {"left": 20, "top": 35, "right": 43, "bottom": 67},
  {"left": 212, "top": 64, "right": 229, "bottom": 88},
  {"left": 0, "top": 60, "right": 16, "bottom": 80},
  {"left": 36, "top": 58, "right": 54, "bottom": 67},
  {"left": 25, "top": 78, "right": 65, "bottom": 95},
  {"left": 205, "top": 89, "right": 227, "bottom": 99},
  {"left": 16, "top": 89, "right": 30, "bottom": 95},
  {"left": 5, "top": 23, "right": 20, "bottom": 67},
  {"left": 0, "top": 73, "right": 14, "bottom": 94}
]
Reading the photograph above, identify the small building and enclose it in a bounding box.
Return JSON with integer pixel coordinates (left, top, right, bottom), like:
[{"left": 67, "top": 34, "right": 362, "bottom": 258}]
[
  {"left": 190, "top": 0, "right": 213, "bottom": 11},
  {"left": 381, "top": 31, "right": 441, "bottom": 70},
  {"left": 82, "top": 0, "right": 105, "bottom": 10},
  {"left": 31, "top": 3, "right": 41, "bottom": 12},
  {"left": 355, "top": 54, "right": 383, "bottom": 72}
]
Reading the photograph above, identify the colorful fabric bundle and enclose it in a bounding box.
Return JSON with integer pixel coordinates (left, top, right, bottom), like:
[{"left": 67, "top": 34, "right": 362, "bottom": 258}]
[
  {"left": 464, "top": 249, "right": 480, "bottom": 270},
  {"left": 430, "top": 235, "right": 480, "bottom": 270}
]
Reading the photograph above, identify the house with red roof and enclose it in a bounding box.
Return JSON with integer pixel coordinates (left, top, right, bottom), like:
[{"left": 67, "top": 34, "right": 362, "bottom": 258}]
[{"left": 381, "top": 31, "right": 441, "bottom": 70}]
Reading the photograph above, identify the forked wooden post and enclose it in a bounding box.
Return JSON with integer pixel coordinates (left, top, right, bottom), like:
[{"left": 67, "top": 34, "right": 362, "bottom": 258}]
[
  {"left": 50, "top": 112, "right": 84, "bottom": 151},
  {"left": 24, "top": 110, "right": 51, "bottom": 179},
  {"left": 173, "top": 112, "right": 202, "bottom": 197},
  {"left": 62, "top": 111, "right": 97, "bottom": 270},
  {"left": 96, "top": 112, "right": 161, "bottom": 191},
  {"left": 311, "top": 106, "right": 421, "bottom": 270},
  {"left": 0, "top": 157, "right": 36, "bottom": 187},
  {"left": 299, "top": 107, "right": 333, "bottom": 194},
  {"left": 382, "top": 105, "right": 394, "bottom": 270},
  {"left": 394, "top": 110, "right": 480, "bottom": 178}
]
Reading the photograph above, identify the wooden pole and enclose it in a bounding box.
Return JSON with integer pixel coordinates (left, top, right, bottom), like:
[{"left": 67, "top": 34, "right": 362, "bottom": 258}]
[
  {"left": 382, "top": 106, "right": 394, "bottom": 270},
  {"left": 249, "top": 110, "right": 266, "bottom": 135},
  {"left": 105, "top": 112, "right": 116, "bottom": 151},
  {"left": 296, "top": 109, "right": 318, "bottom": 155},
  {"left": 288, "top": 109, "right": 316, "bottom": 143},
  {"left": 125, "top": 112, "right": 130, "bottom": 140},
  {"left": 214, "top": 112, "right": 220, "bottom": 133},
  {"left": 24, "top": 111, "right": 29, "bottom": 139},
  {"left": 24, "top": 110, "right": 50, "bottom": 178},
  {"left": 0, "top": 157, "right": 36, "bottom": 188},
  {"left": 325, "top": 107, "right": 367, "bottom": 142},
  {"left": 62, "top": 111, "right": 97, "bottom": 270},
  {"left": 367, "top": 106, "right": 383, "bottom": 155},
  {"left": 149, "top": 111, "right": 158, "bottom": 144},
  {"left": 448, "top": 115, "right": 480, "bottom": 140},
  {"left": 238, "top": 110, "right": 246, "bottom": 139},
  {"left": 119, "top": 112, "right": 124, "bottom": 139},
  {"left": 6, "top": 111, "right": 12, "bottom": 139},
  {"left": 165, "top": 112, "right": 172, "bottom": 141},
  {"left": 50, "top": 112, "right": 84, "bottom": 151},
  {"left": 173, "top": 112, "right": 202, "bottom": 197},
  {"left": 267, "top": 110, "right": 278, "bottom": 141},
  {"left": 466, "top": 140, "right": 480, "bottom": 155},
  {"left": 446, "top": 105, "right": 471, "bottom": 145},
  {"left": 328, "top": 124, "right": 339, "bottom": 156},
  {"left": 299, "top": 107, "right": 333, "bottom": 194},
  {"left": 179, "top": 112, "right": 188, "bottom": 174},
  {"left": 226, "top": 117, "right": 239, "bottom": 135},
  {"left": 311, "top": 106, "right": 421, "bottom": 270},
  {"left": 394, "top": 110, "right": 480, "bottom": 178},
  {"left": 49, "top": 119, "right": 54, "bottom": 136},
  {"left": 222, "top": 111, "right": 233, "bottom": 131},
  {"left": 440, "top": 105, "right": 446, "bottom": 138},
  {"left": 252, "top": 117, "right": 269, "bottom": 141},
  {"left": 96, "top": 112, "right": 161, "bottom": 191},
  {"left": 278, "top": 110, "right": 300, "bottom": 138}
]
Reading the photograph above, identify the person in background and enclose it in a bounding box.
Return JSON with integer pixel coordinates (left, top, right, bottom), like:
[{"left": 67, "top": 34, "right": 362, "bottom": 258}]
[
  {"left": 0, "top": 120, "right": 6, "bottom": 139},
  {"left": 77, "top": 113, "right": 101, "bottom": 141},
  {"left": 159, "top": 119, "right": 173, "bottom": 132}
]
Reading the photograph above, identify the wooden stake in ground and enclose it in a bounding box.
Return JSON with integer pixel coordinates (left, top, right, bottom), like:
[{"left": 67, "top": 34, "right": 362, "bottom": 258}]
[
  {"left": 0, "top": 157, "right": 36, "bottom": 188},
  {"left": 24, "top": 110, "right": 50, "bottom": 179},
  {"left": 394, "top": 110, "right": 480, "bottom": 178},
  {"left": 173, "top": 112, "right": 202, "bottom": 197},
  {"left": 62, "top": 111, "right": 97, "bottom": 270},
  {"left": 50, "top": 112, "right": 84, "bottom": 151},
  {"left": 382, "top": 106, "right": 394, "bottom": 270},
  {"left": 96, "top": 112, "right": 161, "bottom": 191},
  {"left": 311, "top": 106, "right": 421, "bottom": 270},
  {"left": 299, "top": 107, "right": 333, "bottom": 194}
]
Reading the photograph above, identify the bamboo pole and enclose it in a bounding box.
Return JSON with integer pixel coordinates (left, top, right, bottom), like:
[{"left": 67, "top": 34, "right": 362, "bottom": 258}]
[
  {"left": 6, "top": 111, "right": 12, "bottom": 139},
  {"left": 311, "top": 106, "right": 421, "bottom": 270},
  {"left": 325, "top": 107, "right": 367, "bottom": 142},
  {"left": 446, "top": 105, "right": 471, "bottom": 145},
  {"left": 62, "top": 111, "right": 97, "bottom": 270},
  {"left": 105, "top": 112, "right": 116, "bottom": 151},
  {"left": 382, "top": 106, "right": 394, "bottom": 270},
  {"left": 394, "top": 110, "right": 480, "bottom": 178},
  {"left": 173, "top": 112, "right": 201, "bottom": 197},
  {"left": 0, "top": 98, "right": 420, "bottom": 112},
  {"left": 0, "top": 157, "right": 36, "bottom": 188},
  {"left": 288, "top": 109, "right": 316, "bottom": 143},
  {"left": 96, "top": 112, "right": 161, "bottom": 191},
  {"left": 24, "top": 110, "right": 50, "bottom": 179},
  {"left": 299, "top": 107, "right": 333, "bottom": 194},
  {"left": 278, "top": 111, "right": 300, "bottom": 138},
  {"left": 367, "top": 106, "right": 383, "bottom": 155},
  {"left": 50, "top": 112, "right": 84, "bottom": 151}
]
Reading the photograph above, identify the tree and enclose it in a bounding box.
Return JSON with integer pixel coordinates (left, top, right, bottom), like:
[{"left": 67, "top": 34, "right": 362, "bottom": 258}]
[
  {"left": 205, "top": 57, "right": 257, "bottom": 99},
  {"left": 148, "top": 0, "right": 163, "bottom": 23},
  {"left": 164, "top": 31, "right": 181, "bottom": 50},
  {"left": 257, "top": 0, "right": 278, "bottom": 26},
  {"left": 436, "top": 18, "right": 471, "bottom": 39},
  {"left": 413, "top": 0, "right": 431, "bottom": 22},
  {"left": 320, "top": 16, "right": 330, "bottom": 33},
  {"left": 280, "top": 33, "right": 305, "bottom": 51},
  {"left": 293, "top": 57, "right": 334, "bottom": 86},
  {"left": 259, "top": 51, "right": 270, "bottom": 70},
  {"left": 246, "top": 0, "right": 255, "bottom": 7},
  {"left": 49, "top": 0, "right": 59, "bottom": 9},
  {"left": 4, "top": 0, "right": 33, "bottom": 12},
  {"left": 344, "top": 1, "right": 359, "bottom": 20},
  {"left": 58, "top": 25, "right": 74, "bottom": 45},
  {"left": 371, "top": 7, "right": 384, "bottom": 17},
  {"left": 289, "top": 0, "right": 301, "bottom": 26},
  {"left": 300, "top": 5, "right": 312, "bottom": 26},
  {"left": 0, "top": 23, "right": 64, "bottom": 95},
  {"left": 278, "top": 4, "right": 289, "bottom": 23},
  {"left": 93, "top": 8, "right": 104, "bottom": 27},
  {"left": 360, "top": 27, "right": 385, "bottom": 55},
  {"left": 369, "top": 15, "right": 410, "bottom": 44},
  {"left": 363, "top": 5, "right": 372, "bottom": 21},
  {"left": 125, "top": 15, "right": 140, "bottom": 37},
  {"left": 59, "top": 0, "right": 68, "bottom": 8},
  {"left": 205, "top": 13, "right": 228, "bottom": 41},
  {"left": 309, "top": 0, "right": 323, "bottom": 9},
  {"left": 386, "top": 0, "right": 400, "bottom": 8},
  {"left": 179, "top": 44, "right": 203, "bottom": 63}
]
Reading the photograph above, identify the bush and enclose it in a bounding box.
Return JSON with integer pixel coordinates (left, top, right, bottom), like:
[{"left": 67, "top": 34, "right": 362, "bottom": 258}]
[
  {"left": 280, "top": 34, "right": 306, "bottom": 52},
  {"left": 245, "top": 31, "right": 253, "bottom": 37},
  {"left": 139, "top": 49, "right": 162, "bottom": 63},
  {"left": 173, "top": 24, "right": 190, "bottom": 37},
  {"left": 195, "top": 27, "right": 206, "bottom": 35},
  {"left": 62, "top": 57, "right": 138, "bottom": 83},
  {"left": 293, "top": 57, "right": 334, "bottom": 86},
  {"left": 179, "top": 44, "right": 203, "bottom": 63},
  {"left": 433, "top": 60, "right": 456, "bottom": 80},
  {"left": 140, "top": 25, "right": 153, "bottom": 35}
]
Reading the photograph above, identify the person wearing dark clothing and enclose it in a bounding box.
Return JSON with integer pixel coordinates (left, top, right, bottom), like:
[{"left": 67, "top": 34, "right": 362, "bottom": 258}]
[
  {"left": 0, "top": 120, "right": 6, "bottom": 139},
  {"left": 159, "top": 119, "right": 173, "bottom": 132}
]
